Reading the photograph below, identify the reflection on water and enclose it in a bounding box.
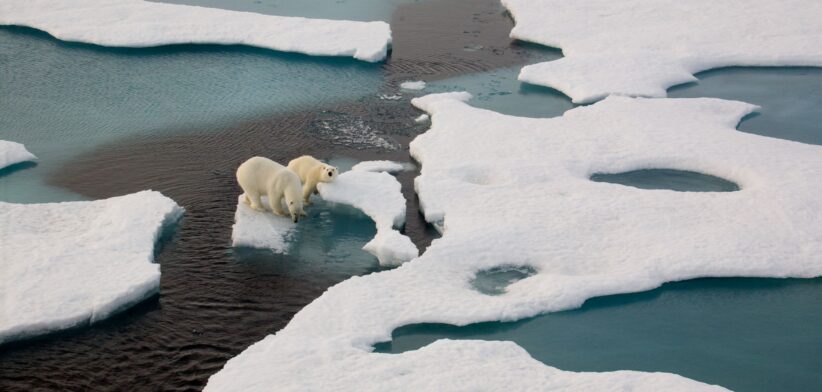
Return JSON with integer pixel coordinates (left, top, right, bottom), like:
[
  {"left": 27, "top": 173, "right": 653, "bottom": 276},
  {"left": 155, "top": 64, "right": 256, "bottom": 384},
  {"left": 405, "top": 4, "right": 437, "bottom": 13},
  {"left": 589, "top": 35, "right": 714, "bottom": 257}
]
[{"left": 375, "top": 278, "right": 822, "bottom": 392}]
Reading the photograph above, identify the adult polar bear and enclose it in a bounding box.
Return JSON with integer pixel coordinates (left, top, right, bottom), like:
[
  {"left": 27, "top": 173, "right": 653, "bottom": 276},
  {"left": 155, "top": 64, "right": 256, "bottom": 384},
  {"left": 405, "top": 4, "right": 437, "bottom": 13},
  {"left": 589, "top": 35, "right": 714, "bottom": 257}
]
[
  {"left": 237, "top": 156, "right": 306, "bottom": 223},
  {"left": 287, "top": 155, "right": 339, "bottom": 204}
]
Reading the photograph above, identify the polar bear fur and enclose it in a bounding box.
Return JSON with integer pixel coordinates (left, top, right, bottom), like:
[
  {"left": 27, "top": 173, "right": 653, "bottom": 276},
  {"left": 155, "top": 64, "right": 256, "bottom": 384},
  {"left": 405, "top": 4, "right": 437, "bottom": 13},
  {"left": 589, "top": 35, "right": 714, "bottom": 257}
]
[
  {"left": 287, "top": 155, "right": 339, "bottom": 204},
  {"left": 237, "top": 156, "right": 306, "bottom": 222}
]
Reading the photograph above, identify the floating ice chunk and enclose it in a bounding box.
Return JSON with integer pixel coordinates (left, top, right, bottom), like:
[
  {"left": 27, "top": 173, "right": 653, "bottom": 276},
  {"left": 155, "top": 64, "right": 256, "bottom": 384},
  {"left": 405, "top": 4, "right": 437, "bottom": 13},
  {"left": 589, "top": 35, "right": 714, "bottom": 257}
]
[
  {"left": 363, "top": 229, "right": 418, "bottom": 267},
  {"left": 318, "top": 171, "right": 405, "bottom": 230},
  {"left": 0, "top": 140, "right": 36, "bottom": 170},
  {"left": 206, "top": 94, "right": 822, "bottom": 390},
  {"left": 318, "top": 170, "right": 416, "bottom": 266},
  {"left": 400, "top": 80, "right": 426, "bottom": 90},
  {"left": 351, "top": 160, "right": 413, "bottom": 174},
  {"left": 0, "top": 191, "right": 182, "bottom": 344},
  {"left": 231, "top": 195, "right": 297, "bottom": 253},
  {"left": 414, "top": 114, "right": 430, "bottom": 123},
  {"left": 0, "top": 0, "right": 392, "bottom": 62},
  {"left": 501, "top": 0, "right": 822, "bottom": 103}
]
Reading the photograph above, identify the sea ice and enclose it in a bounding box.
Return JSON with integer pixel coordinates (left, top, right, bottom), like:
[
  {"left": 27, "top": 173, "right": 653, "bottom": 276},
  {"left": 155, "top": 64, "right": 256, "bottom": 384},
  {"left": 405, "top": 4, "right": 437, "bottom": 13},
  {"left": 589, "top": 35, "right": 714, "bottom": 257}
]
[
  {"left": 206, "top": 93, "right": 822, "bottom": 390},
  {"left": 0, "top": 140, "right": 36, "bottom": 170},
  {"left": 231, "top": 195, "right": 297, "bottom": 253},
  {"left": 318, "top": 170, "right": 416, "bottom": 266},
  {"left": 0, "top": 191, "right": 183, "bottom": 344},
  {"left": 0, "top": 0, "right": 392, "bottom": 62},
  {"left": 414, "top": 114, "right": 429, "bottom": 123},
  {"left": 501, "top": 0, "right": 822, "bottom": 103},
  {"left": 351, "top": 160, "right": 412, "bottom": 174},
  {"left": 400, "top": 80, "right": 426, "bottom": 90}
]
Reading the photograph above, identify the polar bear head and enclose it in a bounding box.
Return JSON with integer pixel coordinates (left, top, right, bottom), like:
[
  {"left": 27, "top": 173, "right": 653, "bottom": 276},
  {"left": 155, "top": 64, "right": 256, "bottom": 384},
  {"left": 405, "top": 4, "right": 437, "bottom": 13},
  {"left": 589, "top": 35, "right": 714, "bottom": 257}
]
[
  {"left": 284, "top": 195, "right": 306, "bottom": 223},
  {"left": 319, "top": 164, "right": 339, "bottom": 183}
]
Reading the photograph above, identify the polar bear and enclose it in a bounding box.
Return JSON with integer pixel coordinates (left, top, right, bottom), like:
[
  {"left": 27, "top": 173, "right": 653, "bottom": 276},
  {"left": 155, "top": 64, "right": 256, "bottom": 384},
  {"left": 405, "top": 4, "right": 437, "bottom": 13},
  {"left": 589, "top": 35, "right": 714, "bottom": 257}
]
[
  {"left": 287, "top": 155, "right": 339, "bottom": 204},
  {"left": 237, "top": 156, "right": 306, "bottom": 223}
]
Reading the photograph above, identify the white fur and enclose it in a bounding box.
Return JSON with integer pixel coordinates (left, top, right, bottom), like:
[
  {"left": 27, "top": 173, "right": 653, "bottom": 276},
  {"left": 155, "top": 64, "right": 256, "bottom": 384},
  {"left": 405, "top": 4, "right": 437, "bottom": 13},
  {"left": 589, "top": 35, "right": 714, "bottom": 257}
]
[
  {"left": 236, "top": 156, "right": 305, "bottom": 222},
  {"left": 287, "top": 155, "right": 339, "bottom": 204}
]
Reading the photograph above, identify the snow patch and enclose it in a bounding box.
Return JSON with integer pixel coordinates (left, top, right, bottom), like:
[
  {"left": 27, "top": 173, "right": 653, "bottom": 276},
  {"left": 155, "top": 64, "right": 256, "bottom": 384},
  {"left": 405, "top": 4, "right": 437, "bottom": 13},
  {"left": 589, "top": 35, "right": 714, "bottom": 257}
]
[
  {"left": 318, "top": 170, "right": 415, "bottom": 266},
  {"left": 400, "top": 80, "right": 426, "bottom": 90},
  {"left": 351, "top": 160, "right": 413, "bottom": 174},
  {"left": 414, "top": 114, "right": 430, "bottom": 123},
  {"left": 501, "top": 0, "right": 822, "bottom": 103},
  {"left": 0, "top": 191, "right": 183, "bottom": 344},
  {"left": 231, "top": 195, "right": 297, "bottom": 253},
  {"left": 0, "top": 0, "right": 392, "bottom": 62},
  {"left": 0, "top": 140, "right": 36, "bottom": 170},
  {"left": 205, "top": 94, "right": 821, "bottom": 390}
]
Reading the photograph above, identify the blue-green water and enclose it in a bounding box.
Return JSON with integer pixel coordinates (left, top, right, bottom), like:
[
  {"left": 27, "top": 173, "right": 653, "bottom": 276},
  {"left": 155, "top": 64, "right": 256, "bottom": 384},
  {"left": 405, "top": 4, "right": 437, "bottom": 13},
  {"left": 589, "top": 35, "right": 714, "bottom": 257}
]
[
  {"left": 374, "top": 278, "right": 822, "bottom": 391},
  {"left": 0, "top": 26, "right": 381, "bottom": 203}
]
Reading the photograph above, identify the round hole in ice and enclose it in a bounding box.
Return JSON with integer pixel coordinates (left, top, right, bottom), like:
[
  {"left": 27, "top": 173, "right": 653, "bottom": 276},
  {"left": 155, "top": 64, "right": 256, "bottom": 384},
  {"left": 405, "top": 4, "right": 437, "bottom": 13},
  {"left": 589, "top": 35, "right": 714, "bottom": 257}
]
[
  {"left": 471, "top": 265, "right": 537, "bottom": 295},
  {"left": 589, "top": 169, "right": 739, "bottom": 192}
]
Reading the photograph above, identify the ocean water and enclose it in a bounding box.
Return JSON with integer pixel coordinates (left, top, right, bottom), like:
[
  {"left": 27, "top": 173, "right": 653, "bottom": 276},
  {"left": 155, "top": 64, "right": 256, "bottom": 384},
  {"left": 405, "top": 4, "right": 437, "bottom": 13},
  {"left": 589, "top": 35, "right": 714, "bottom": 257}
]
[
  {"left": 0, "top": 26, "right": 381, "bottom": 203},
  {"left": 1, "top": 0, "right": 821, "bottom": 390}
]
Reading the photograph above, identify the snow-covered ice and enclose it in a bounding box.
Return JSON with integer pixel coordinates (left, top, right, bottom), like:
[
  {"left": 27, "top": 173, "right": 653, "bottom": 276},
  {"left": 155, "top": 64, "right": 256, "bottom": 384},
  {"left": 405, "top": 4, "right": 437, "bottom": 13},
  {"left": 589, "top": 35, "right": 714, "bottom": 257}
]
[
  {"left": 400, "top": 80, "right": 426, "bottom": 90},
  {"left": 231, "top": 195, "right": 297, "bottom": 253},
  {"left": 363, "top": 229, "right": 418, "bottom": 268},
  {"left": 0, "top": 0, "right": 392, "bottom": 62},
  {"left": 501, "top": 0, "right": 822, "bottom": 103},
  {"left": 351, "top": 160, "right": 413, "bottom": 174},
  {"left": 0, "top": 140, "right": 36, "bottom": 170},
  {"left": 414, "top": 114, "right": 429, "bottom": 123},
  {"left": 0, "top": 191, "right": 183, "bottom": 344},
  {"left": 206, "top": 93, "right": 822, "bottom": 390},
  {"left": 318, "top": 170, "right": 415, "bottom": 266}
]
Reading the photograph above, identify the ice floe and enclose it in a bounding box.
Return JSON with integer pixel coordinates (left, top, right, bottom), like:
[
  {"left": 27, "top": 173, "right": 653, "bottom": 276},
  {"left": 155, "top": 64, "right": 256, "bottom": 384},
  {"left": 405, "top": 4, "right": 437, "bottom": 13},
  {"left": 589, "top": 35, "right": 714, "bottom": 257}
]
[
  {"left": 351, "top": 160, "right": 412, "bottom": 174},
  {"left": 501, "top": 0, "right": 822, "bottom": 103},
  {"left": 0, "top": 140, "right": 36, "bottom": 170},
  {"left": 0, "top": 0, "right": 392, "bottom": 62},
  {"left": 0, "top": 191, "right": 182, "bottom": 344},
  {"left": 414, "top": 114, "right": 429, "bottom": 123},
  {"left": 318, "top": 170, "right": 415, "bottom": 266},
  {"left": 231, "top": 195, "right": 297, "bottom": 253},
  {"left": 400, "top": 80, "right": 426, "bottom": 90},
  {"left": 206, "top": 94, "right": 821, "bottom": 390}
]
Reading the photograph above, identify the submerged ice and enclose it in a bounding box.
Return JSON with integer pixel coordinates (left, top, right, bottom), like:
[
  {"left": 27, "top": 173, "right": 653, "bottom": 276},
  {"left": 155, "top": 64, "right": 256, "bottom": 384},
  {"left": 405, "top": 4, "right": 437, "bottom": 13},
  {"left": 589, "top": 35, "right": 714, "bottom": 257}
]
[{"left": 0, "top": 191, "right": 183, "bottom": 344}]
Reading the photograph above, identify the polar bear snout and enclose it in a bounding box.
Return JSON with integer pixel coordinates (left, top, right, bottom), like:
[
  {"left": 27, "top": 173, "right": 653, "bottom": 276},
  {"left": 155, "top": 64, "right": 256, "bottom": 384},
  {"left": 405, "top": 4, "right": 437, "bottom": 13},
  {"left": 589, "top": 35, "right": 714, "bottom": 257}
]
[{"left": 322, "top": 165, "right": 339, "bottom": 182}]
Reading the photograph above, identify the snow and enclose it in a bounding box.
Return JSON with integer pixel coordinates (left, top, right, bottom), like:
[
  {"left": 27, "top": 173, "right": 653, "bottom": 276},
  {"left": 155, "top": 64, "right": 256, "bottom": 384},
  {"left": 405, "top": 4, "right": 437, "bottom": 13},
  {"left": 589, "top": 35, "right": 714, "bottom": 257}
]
[
  {"left": 318, "top": 170, "right": 416, "bottom": 266},
  {"left": 206, "top": 94, "right": 822, "bottom": 390},
  {"left": 0, "top": 191, "right": 183, "bottom": 344},
  {"left": 351, "top": 160, "right": 413, "bottom": 174},
  {"left": 501, "top": 0, "right": 822, "bottom": 103},
  {"left": 318, "top": 171, "right": 406, "bottom": 230},
  {"left": 363, "top": 229, "right": 419, "bottom": 268},
  {"left": 231, "top": 195, "right": 297, "bottom": 253},
  {"left": 414, "top": 114, "right": 429, "bottom": 123},
  {"left": 0, "top": 0, "right": 392, "bottom": 62},
  {"left": 0, "top": 140, "right": 37, "bottom": 170},
  {"left": 400, "top": 80, "right": 426, "bottom": 90}
]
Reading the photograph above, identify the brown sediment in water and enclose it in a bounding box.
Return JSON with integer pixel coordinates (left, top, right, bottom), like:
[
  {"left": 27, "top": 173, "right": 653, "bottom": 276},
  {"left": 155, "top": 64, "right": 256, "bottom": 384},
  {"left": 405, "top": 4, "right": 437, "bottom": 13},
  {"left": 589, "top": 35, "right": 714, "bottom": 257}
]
[{"left": 0, "top": 0, "right": 542, "bottom": 390}]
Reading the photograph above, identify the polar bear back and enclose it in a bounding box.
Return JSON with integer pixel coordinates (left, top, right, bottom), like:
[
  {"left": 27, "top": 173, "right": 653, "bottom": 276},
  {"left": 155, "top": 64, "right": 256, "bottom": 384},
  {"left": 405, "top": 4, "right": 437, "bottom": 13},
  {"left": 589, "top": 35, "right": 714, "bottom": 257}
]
[
  {"left": 287, "top": 155, "right": 324, "bottom": 183},
  {"left": 237, "top": 156, "right": 291, "bottom": 195}
]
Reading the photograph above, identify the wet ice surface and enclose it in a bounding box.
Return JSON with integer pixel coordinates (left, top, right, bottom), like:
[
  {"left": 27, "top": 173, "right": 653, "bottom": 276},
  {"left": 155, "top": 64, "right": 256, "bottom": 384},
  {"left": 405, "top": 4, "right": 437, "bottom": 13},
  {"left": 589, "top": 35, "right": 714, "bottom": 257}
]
[
  {"left": 471, "top": 266, "right": 537, "bottom": 295},
  {"left": 590, "top": 169, "right": 740, "bottom": 193}
]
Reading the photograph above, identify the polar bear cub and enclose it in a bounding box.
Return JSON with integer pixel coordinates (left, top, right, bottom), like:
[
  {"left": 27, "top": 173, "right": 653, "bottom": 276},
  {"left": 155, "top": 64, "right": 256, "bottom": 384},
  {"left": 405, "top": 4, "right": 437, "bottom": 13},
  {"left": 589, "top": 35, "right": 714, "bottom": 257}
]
[
  {"left": 287, "top": 155, "right": 339, "bottom": 204},
  {"left": 237, "top": 156, "right": 306, "bottom": 223}
]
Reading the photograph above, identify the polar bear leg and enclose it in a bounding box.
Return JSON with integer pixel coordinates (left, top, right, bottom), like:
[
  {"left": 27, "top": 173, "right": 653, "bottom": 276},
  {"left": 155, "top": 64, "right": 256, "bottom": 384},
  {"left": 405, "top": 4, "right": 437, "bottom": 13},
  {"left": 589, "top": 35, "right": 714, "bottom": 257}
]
[
  {"left": 246, "top": 191, "right": 265, "bottom": 212},
  {"left": 269, "top": 194, "right": 286, "bottom": 216},
  {"left": 302, "top": 179, "right": 317, "bottom": 204}
]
